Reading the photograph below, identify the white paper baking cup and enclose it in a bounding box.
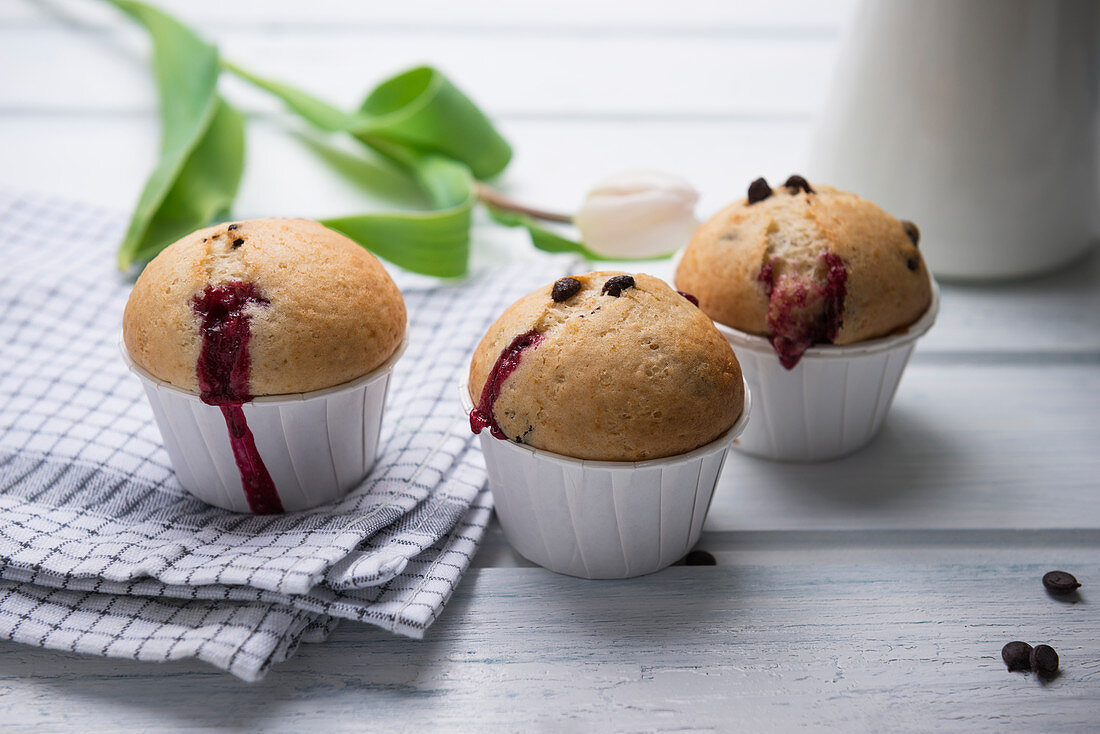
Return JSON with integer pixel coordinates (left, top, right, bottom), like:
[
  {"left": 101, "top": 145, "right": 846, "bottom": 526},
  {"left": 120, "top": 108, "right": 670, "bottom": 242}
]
[
  {"left": 460, "top": 377, "right": 751, "bottom": 579},
  {"left": 715, "top": 281, "right": 939, "bottom": 462},
  {"left": 121, "top": 336, "right": 406, "bottom": 513}
]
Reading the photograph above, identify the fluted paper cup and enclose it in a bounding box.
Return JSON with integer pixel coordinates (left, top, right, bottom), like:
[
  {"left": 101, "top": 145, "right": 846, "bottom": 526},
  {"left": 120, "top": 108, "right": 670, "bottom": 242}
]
[
  {"left": 121, "top": 336, "right": 406, "bottom": 513},
  {"left": 715, "top": 282, "right": 939, "bottom": 462},
  {"left": 460, "top": 378, "right": 751, "bottom": 579}
]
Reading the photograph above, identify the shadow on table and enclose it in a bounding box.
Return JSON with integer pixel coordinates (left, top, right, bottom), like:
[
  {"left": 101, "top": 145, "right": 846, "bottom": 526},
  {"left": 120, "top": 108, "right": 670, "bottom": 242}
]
[
  {"left": 0, "top": 608, "right": 461, "bottom": 728},
  {"left": 0, "top": 579, "right": 495, "bottom": 727},
  {"left": 726, "top": 404, "right": 962, "bottom": 510},
  {"left": 0, "top": 563, "right": 748, "bottom": 727}
]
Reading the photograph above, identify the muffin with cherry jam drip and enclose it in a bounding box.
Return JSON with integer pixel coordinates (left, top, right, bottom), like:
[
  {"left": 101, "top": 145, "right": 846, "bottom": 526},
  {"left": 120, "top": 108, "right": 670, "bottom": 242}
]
[
  {"left": 467, "top": 271, "right": 744, "bottom": 461},
  {"left": 675, "top": 176, "right": 931, "bottom": 369},
  {"left": 124, "top": 218, "right": 405, "bottom": 396},
  {"left": 123, "top": 218, "right": 405, "bottom": 513}
]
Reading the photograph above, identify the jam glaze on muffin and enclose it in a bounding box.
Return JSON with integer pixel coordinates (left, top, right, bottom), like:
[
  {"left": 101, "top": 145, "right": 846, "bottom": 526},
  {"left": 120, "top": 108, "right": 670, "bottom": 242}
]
[
  {"left": 124, "top": 218, "right": 406, "bottom": 512},
  {"left": 675, "top": 176, "right": 932, "bottom": 369},
  {"left": 468, "top": 272, "right": 744, "bottom": 462}
]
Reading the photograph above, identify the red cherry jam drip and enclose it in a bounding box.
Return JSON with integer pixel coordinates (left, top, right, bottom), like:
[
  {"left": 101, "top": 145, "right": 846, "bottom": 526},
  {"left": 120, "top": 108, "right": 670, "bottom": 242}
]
[
  {"left": 755, "top": 261, "right": 775, "bottom": 297},
  {"left": 470, "top": 330, "right": 544, "bottom": 440},
  {"left": 218, "top": 405, "right": 283, "bottom": 514},
  {"left": 192, "top": 282, "right": 284, "bottom": 514},
  {"left": 677, "top": 291, "right": 699, "bottom": 307},
  {"left": 819, "top": 251, "right": 848, "bottom": 342},
  {"left": 757, "top": 251, "right": 848, "bottom": 370}
]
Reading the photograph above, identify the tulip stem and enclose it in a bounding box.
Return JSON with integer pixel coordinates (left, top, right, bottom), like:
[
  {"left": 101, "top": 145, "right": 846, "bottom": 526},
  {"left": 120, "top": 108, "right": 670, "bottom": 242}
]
[{"left": 474, "top": 183, "right": 574, "bottom": 224}]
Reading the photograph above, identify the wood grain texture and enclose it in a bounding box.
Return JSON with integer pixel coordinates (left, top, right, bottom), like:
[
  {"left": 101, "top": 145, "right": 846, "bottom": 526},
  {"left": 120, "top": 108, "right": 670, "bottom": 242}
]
[
  {"left": 1, "top": 560, "right": 1096, "bottom": 732},
  {"left": 706, "top": 363, "right": 1100, "bottom": 531}
]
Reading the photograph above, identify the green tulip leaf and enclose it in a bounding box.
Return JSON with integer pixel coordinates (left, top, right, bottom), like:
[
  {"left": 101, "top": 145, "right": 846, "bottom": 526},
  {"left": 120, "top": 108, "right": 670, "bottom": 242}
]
[
  {"left": 227, "top": 63, "right": 511, "bottom": 182},
  {"left": 323, "top": 154, "right": 474, "bottom": 278},
  {"left": 110, "top": 1, "right": 517, "bottom": 278},
  {"left": 108, "top": 0, "right": 244, "bottom": 270},
  {"left": 351, "top": 67, "right": 512, "bottom": 180},
  {"left": 222, "top": 61, "right": 351, "bottom": 133},
  {"left": 225, "top": 62, "right": 517, "bottom": 276},
  {"left": 484, "top": 205, "right": 599, "bottom": 259}
]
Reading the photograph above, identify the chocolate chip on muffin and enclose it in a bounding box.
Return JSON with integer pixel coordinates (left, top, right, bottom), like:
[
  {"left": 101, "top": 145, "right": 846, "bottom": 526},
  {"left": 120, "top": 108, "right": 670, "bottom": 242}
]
[
  {"left": 747, "top": 177, "right": 773, "bottom": 205},
  {"left": 601, "top": 274, "right": 635, "bottom": 297},
  {"left": 901, "top": 219, "right": 920, "bottom": 247},
  {"left": 783, "top": 175, "right": 814, "bottom": 195},
  {"left": 551, "top": 277, "right": 582, "bottom": 303}
]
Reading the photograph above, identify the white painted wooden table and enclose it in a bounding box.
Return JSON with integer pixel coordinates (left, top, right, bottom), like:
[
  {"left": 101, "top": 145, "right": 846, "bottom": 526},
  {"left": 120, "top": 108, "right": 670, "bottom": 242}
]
[{"left": 2, "top": 1, "right": 1098, "bottom": 730}]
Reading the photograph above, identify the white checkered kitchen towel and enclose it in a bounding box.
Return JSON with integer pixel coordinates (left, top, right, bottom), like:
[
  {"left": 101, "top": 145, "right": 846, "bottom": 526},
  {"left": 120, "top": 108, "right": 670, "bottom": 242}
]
[{"left": 0, "top": 190, "right": 573, "bottom": 680}]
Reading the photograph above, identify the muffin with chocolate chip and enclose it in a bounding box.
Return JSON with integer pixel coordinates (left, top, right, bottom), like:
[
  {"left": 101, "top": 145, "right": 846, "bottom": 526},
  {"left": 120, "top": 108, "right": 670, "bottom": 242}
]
[
  {"left": 675, "top": 176, "right": 938, "bottom": 462},
  {"left": 467, "top": 271, "right": 744, "bottom": 461},
  {"left": 676, "top": 176, "right": 932, "bottom": 368}
]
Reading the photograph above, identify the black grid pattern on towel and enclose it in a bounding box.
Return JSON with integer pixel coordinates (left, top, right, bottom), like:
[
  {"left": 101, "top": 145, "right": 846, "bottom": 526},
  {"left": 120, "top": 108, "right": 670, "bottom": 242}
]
[{"left": 0, "top": 190, "right": 574, "bottom": 679}]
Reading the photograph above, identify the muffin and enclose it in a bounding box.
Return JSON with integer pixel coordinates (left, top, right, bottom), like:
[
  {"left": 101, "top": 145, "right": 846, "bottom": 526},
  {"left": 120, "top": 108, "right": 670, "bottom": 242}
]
[
  {"left": 676, "top": 175, "right": 932, "bottom": 368},
  {"left": 675, "top": 176, "right": 938, "bottom": 462},
  {"left": 122, "top": 218, "right": 406, "bottom": 513},
  {"left": 467, "top": 271, "right": 744, "bottom": 461},
  {"left": 462, "top": 271, "right": 751, "bottom": 579},
  {"left": 124, "top": 218, "right": 405, "bottom": 399}
]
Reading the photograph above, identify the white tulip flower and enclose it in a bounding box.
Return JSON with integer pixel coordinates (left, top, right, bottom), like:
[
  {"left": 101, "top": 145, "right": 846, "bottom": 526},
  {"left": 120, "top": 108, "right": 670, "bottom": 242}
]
[{"left": 573, "top": 171, "right": 700, "bottom": 259}]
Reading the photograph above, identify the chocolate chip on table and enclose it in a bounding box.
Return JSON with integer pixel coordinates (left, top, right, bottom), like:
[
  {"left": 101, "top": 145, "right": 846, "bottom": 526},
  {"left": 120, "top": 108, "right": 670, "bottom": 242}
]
[
  {"left": 232, "top": 238, "right": 245, "bottom": 248},
  {"left": 1042, "top": 570, "right": 1081, "bottom": 595},
  {"left": 1002, "top": 641, "right": 1033, "bottom": 672},
  {"left": 227, "top": 223, "right": 240, "bottom": 231},
  {"left": 1030, "top": 644, "right": 1059, "bottom": 677},
  {"left": 907, "top": 257, "right": 920, "bottom": 271},
  {"left": 551, "top": 277, "right": 582, "bottom": 303},
  {"left": 684, "top": 550, "right": 716, "bottom": 566},
  {"left": 783, "top": 174, "right": 814, "bottom": 194},
  {"left": 901, "top": 220, "right": 920, "bottom": 247},
  {"left": 747, "top": 177, "right": 773, "bottom": 205},
  {"left": 601, "top": 275, "right": 635, "bottom": 297}
]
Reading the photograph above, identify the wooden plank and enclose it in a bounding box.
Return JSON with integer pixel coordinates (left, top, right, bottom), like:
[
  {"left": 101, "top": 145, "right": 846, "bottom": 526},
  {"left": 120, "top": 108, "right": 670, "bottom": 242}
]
[
  {"left": 0, "top": 0, "right": 857, "bottom": 31},
  {"left": 0, "top": 25, "right": 838, "bottom": 115},
  {"left": 476, "top": 524, "right": 1100, "bottom": 568},
  {"left": 0, "top": 559, "right": 1096, "bottom": 731},
  {"left": 706, "top": 363, "right": 1100, "bottom": 532},
  {"left": 920, "top": 267, "right": 1100, "bottom": 354}
]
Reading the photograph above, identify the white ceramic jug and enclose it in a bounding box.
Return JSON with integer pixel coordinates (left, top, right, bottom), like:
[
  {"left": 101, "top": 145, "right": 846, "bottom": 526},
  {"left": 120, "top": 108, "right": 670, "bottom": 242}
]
[{"left": 809, "top": 0, "right": 1099, "bottom": 280}]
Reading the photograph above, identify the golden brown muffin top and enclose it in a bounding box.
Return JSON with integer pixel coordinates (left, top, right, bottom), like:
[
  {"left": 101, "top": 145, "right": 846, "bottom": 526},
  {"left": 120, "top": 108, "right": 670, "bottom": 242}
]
[
  {"left": 468, "top": 271, "right": 744, "bottom": 461},
  {"left": 123, "top": 218, "right": 406, "bottom": 398},
  {"left": 675, "top": 177, "right": 931, "bottom": 368}
]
